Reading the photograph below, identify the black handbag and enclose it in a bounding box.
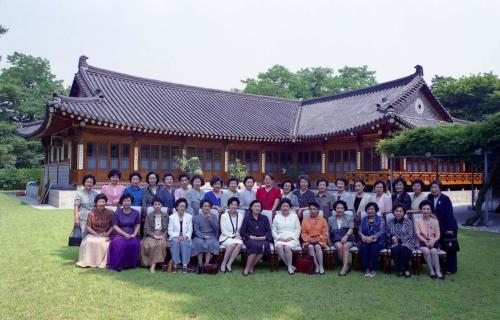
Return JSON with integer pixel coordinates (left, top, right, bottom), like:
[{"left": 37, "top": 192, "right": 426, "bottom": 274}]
[
  {"left": 443, "top": 234, "right": 460, "bottom": 252},
  {"left": 68, "top": 225, "right": 82, "bottom": 246},
  {"left": 331, "top": 228, "right": 352, "bottom": 243}
]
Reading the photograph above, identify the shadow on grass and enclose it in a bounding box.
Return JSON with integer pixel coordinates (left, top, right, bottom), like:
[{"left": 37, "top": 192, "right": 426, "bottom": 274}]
[{"left": 52, "top": 244, "right": 313, "bottom": 319}]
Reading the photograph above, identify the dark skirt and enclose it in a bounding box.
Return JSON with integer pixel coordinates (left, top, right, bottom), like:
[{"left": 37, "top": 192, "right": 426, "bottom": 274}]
[
  {"left": 107, "top": 236, "right": 141, "bottom": 271},
  {"left": 244, "top": 239, "right": 270, "bottom": 256}
]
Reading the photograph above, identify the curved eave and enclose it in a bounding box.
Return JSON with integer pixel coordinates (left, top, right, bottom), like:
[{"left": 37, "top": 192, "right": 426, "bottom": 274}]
[{"left": 15, "top": 105, "right": 54, "bottom": 138}]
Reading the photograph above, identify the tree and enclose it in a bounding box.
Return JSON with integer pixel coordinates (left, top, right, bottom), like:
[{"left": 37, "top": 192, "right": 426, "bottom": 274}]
[
  {"left": 377, "top": 112, "right": 500, "bottom": 225},
  {"left": 0, "top": 24, "right": 7, "bottom": 62},
  {"left": 431, "top": 73, "right": 500, "bottom": 121},
  {"left": 228, "top": 158, "right": 247, "bottom": 182},
  {"left": 0, "top": 52, "right": 67, "bottom": 168},
  {"left": 174, "top": 154, "right": 203, "bottom": 177},
  {"left": 240, "top": 65, "right": 377, "bottom": 99}
]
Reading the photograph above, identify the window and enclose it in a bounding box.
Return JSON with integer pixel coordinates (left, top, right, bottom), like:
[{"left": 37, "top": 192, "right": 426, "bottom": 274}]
[
  {"left": 187, "top": 147, "right": 223, "bottom": 174},
  {"left": 298, "top": 151, "right": 322, "bottom": 173},
  {"left": 98, "top": 143, "right": 108, "bottom": 169},
  {"left": 265, "top": 151, "right": 292, "bottom": 173},
  {"left": 142, "top": 144, "right": 180, "bottom": 173},
  {"left": 363, "top": 147, "right": 381, "bottom": 171},
  {"left": 87, "top": 142, "right": 96, "bottom": 169},
  {"left": 140, "top": 145, "right": 150, "bottom": 170},
  {"left": 110, "top": 144, "right": 120, "bottom": 169},
  {"left": 327, "top": 150, "right": 342, "bottom": 173},
  {"left": 121, "top": 144, "right": 130, "bottom": 169},
  {"left": 343, "top": 150, "right": 357, "bottom": 173},
  {"left": 229, "top": 149, "right": 259, "bottom": 175}
]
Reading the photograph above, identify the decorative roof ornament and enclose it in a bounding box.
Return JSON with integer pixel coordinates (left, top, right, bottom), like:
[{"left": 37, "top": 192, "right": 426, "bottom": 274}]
[
  {"left": 414, "top": 65, "right": 423, "bottom": 76},
  {"left": 78, "top": 55, "right": 89, "bottom": 69}
]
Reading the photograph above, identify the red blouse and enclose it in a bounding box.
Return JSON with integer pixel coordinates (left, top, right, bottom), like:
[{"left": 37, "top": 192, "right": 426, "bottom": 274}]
[{"left": 256, "top": 186, "right": 281, "bottom": 210}]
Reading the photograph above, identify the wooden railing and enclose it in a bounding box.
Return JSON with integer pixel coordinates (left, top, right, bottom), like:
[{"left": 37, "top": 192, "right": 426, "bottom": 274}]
[{"left": 347, "top": 171, "right": 484, "bottom": 186}]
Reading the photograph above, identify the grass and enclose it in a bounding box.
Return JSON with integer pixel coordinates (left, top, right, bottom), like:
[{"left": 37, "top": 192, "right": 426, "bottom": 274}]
[{"left": 0, "top": 193, "right": 499, "bottom": 320}]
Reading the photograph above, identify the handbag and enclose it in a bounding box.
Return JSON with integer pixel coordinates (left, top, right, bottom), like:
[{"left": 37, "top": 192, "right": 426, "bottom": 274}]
[
  {"left": 443, "top": 234, "right": 460, "bottom": 252},
  {"left": 203, "top": 263, "right": 219, "bottom": 275},
  {"left": 68, "top": 225, "right": 82, "bottom": 246},
  {"left": 331, "top": 228, "right": 352, "bottom": 243},
  {"left": 295, "top": 255, "right": 315, "bottom": 274}
]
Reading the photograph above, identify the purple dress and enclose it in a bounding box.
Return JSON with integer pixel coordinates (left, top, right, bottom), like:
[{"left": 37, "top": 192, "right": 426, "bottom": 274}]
[
  {"left": 107, "top": 208, "right": 141, "bottom": 271},
  {"left": 240, "top": 213, "right": 272, "bottom": 256}
]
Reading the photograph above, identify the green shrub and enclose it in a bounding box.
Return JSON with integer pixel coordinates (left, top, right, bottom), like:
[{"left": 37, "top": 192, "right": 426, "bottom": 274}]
[{"left": 0, "top": 168, "right": 43, "bottom": 190}]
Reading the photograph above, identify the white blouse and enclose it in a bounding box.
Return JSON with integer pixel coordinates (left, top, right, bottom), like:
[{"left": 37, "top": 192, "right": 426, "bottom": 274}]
[
  {"left": 219, "top": 211, "right": 244, "bottom": 242},
  {"left": 271, "top": 212, "right": 301, "bottom": 242}
]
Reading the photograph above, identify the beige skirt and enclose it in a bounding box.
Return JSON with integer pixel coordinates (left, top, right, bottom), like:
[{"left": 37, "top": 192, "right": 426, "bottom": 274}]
[
  {"left": 76, "top": 235, "right": 110, "bottom": 268},
  {"left": 140, "top": 236, "right": 169, "bottom": 266}
]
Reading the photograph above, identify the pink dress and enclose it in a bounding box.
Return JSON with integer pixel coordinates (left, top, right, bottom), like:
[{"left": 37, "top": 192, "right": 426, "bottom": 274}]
[{"left": 101, "top": 184, "right": 125, "bottom": 205}]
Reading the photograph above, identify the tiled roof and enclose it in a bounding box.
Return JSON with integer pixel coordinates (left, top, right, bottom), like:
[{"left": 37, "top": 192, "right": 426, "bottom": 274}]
[{"left": 16, "top": 57, "right": 454, "bottom": 141}]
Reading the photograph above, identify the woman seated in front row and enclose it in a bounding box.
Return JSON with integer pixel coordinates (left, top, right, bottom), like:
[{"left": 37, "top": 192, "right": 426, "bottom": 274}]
[
  {"left": 76, "top": 194, "right": 114, "bottom": 268},
  {"left": 107, "top": 193, "right": 141, "bottom": 271},
  {"left": 301, "top": 202, "right": 328, "bottom": 275},
  {"left": 416, "top": 200, "right": 444, "bottom": 279},
  {"left": 140, "top": 197, "right": 169, "bottom": 273},
  {"left": 328, "top": 200, "right": 354, "bottom": 276},
  {"left": 240, "top": 200, "right": 272, "bottom": 276},
  {"left": 219, "top": 197, "right": 244, "bottom": 273},
  {"left": 191, "top": 199, "right": 220, "bottom": 274},
  {"left": 168, "top": 198, "right": 193, "bottom": 273},
  {"left": 387, "top": 204, "right": 414, "bottom": 278},
  {"left": 358, "top": 202, "right": 385, "bottom": 278},
  {"left": 272, "top": 198, "right": 301, "bottom": 274}
]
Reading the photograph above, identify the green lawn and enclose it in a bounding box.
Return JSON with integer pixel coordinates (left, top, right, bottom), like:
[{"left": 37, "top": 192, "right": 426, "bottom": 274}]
[{"left": 1, "top": 193, "right": 499, "bottom": 320}]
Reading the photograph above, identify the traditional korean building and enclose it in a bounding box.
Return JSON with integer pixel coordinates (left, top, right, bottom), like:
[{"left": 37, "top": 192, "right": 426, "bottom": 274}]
[{"left": 16, "top": 56, "right": 482, "bottom": 188}]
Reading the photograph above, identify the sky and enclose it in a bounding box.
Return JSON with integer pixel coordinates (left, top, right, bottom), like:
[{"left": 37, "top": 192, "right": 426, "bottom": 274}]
[{"left": 1, "top": 0, "right": 499, "bottom": 91}]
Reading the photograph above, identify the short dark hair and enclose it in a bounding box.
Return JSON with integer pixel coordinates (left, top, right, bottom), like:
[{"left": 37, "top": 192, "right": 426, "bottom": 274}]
[
  {"left": 365, "top": 201, "right": 379, "bottom": 213},
  {"left": 108, "top": 169, "right": 121, "bottom": 179},
  {"left": 281, "top": 179, "right": 295, "bottom": 191},
  {"left": 333, "top": 200, "right": 347, "bottom": 211},
  {"left": 429, "top": 180, "right": 443, "bottom": 191},
  {"left": 354, "top": 179, "right": 365, "bottom": 186},
  {"left": 316, "top": 177, "right": 329, "bottom": 187},
  {"left": 373, "top": 180, "right": 387, "bottom": 192},
  {"left": 174, "top": 198, "right": 188, "bottom": 209},
  {"left": 129, "top": 172, "right": 142, "bottom": 182},
  {"left": 308, "top": 201, "right": 320, "bottom": 209},
  {"left": 243, "top": 176, "right": 255, "bottom": 185},
  {"left": 411, "top": 179, "right": 425, "bottom": 189},
  {"left": 263, "top": 173, "right": 274, "bottom": 181},
  {"left": 393, "top": 177, "right": 407, "bottom": 190},
  {"left": 146, "top": 172, "right": 160, "bottom": 185},
  {"left": 200, "top": 199, "right": 212, "bottom": 208},
  {"left": 299, "top": 175, "right": 311, "bottom": 187},
  {"left": 335, "top": 177, "right": 348, "bottom": 186},
  {"left": 249, "top": 199, "right": 263, "bottom": 211},
  {"left": 227, "top": 196, "right": 240, "bottom": 207},
  {"left": 227, "top": 177, "right": 239, "bottom": 186},
  {"left": 392, "top": 204, "right": 407, "bottom": 214},
  {"left": 210, "top": 176, "right": 223, "bottom": 187},
  {"left": 163, "top": 172, "right": 174, "bottom": 181},
  {"left": 119, "top": 193, "right": 134, "bottom": 205},
  {"left": 94, "top": 193, "right": 108, "bottom": 205},
  {"left": 278, "top": 198, "right": 292, "bottom": 209},
  {"left": 191, "top": 174, "right": 205, "bottom": 186},
  {"left": 152, "top": 197, "right": 164, "bottom": 206},
  {"left": 179, "top": 172, "right": 190, "bottom": 182},
  {"left": 81, "top": 174, "right": 96, "bottom": 186},
  {"left": 419, "top": 199, "right": 433, "bottom": 210}
]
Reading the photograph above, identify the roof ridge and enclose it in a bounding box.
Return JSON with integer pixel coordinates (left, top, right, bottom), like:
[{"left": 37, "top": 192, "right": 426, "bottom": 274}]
[
  {"left": 301, "top": 70, "right": 419, "bottom": 105},
  {"left": 83, "top": 64, "right": 301, "bottom": 104}
]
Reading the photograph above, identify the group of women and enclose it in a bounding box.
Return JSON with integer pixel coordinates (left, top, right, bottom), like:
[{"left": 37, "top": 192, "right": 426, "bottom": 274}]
[{"left": 74, "top": 170, "right": 458, "bottom": 278}]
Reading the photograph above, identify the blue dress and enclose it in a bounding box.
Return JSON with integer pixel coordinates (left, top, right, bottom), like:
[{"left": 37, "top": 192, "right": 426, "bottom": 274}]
[
  {"left": 203, "top": 191, "right": 223, "bottom": 208},
  {"left": 123, "top": 186, "right": 143, "bottom": 206}
]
